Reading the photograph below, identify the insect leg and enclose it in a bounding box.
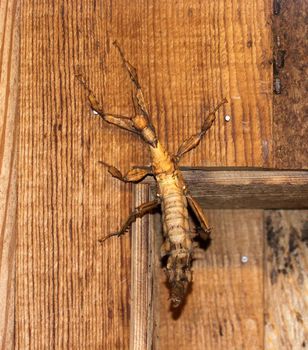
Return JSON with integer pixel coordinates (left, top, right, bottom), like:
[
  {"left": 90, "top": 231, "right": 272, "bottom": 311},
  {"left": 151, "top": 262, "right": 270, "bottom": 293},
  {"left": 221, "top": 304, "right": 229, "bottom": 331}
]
[
  {"left": 113, "top": 41, "right": 148, "bottom": 116},
  {"left": 88, "top": 91, "right": 140, "bottom": 134},
  {"left": 99, "top": 161, "right": 152, "bottom": 183},
  {"left": 99, "top": 199, "right": 160, "bottom": 243},
  {"left": 113, "top": 42, "right": 159, "bottom": 147},
  {"left": 174, "top": 98, "right": 228, "bottom": 161},
  {"left": 186, "top": 194, "right": 211, "bottom": 240},
  {"left": 75, "top": 72, "right": 139, "bottom": 134}
]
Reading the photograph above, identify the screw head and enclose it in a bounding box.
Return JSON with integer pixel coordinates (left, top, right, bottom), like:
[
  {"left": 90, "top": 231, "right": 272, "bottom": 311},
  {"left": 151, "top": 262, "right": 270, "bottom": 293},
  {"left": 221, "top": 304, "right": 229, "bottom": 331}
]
[
  {"left": 224, "top": 115, "right": 231, "bottom": 122},
  {"left": 241, "top": 256, "right": 249, "bottom": 264}
]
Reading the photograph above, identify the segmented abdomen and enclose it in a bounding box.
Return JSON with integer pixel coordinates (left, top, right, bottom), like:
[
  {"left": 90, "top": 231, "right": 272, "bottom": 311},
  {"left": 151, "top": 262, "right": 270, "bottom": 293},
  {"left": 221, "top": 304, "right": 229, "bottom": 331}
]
[
  {"left": 162, "top": 191, "right": 190, "bottom": 247},
  {"left": 158, "top": 174, "right": 193, "bottom": 308},
  {"left": 157, "top": 173, "right": 191, "bottom": 248}
]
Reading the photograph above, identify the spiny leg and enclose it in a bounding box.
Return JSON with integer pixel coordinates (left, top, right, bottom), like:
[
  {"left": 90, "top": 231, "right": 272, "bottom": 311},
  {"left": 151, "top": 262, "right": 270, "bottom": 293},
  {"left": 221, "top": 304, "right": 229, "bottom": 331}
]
[
  {"left": 76, "top": 45, "right": 157, "bottom": 146},
  {"left": 174, "top": 98, "right": 228, "bottom": 161},
  {"left": 75, "top": 73, "right": 139, "bottom": 134},
  {"left": 113, "top": 41, "right": 148, "bottom": 116},
  {"left": 99, "top": 161, "right": 152, "bottom": 183},
  {"left": 186, "top": 194, "right": 211, "bottom": 241},
  {"left": 99, "top": 199, "right": 160, "bottom": 243},
  {"left": 113, "top": 42, "right": 158, "bottom": 147}
]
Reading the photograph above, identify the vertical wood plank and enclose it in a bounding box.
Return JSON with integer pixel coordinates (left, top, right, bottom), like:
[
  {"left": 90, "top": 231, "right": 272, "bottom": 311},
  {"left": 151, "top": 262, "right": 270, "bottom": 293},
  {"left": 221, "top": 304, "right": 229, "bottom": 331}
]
[
  {"left": 102, "top": 0, "right": 272, "bottom": 167},
  {"left": 72, "top": 0, "right": 272, "bottom": 169},
  {"left": 0, "top": 0, "right": 19, "bottom": 349},
  {"left": 131, "top": 188, "right": 164, "bottom": 350},
  {"left": 273, "top": 0, "right": 308, "bottom": 169},
  {"left": 130, "top": 185, "right": 153, "bottom": 350},
  {"left": 157, "top": 210, "right": 264, "bottom": 350},
  {"left": 264, "top": 210, "right": 308, "bottom": 349},
  {"left": 17, "top": 2, "right": 134, "bottom": 349}
]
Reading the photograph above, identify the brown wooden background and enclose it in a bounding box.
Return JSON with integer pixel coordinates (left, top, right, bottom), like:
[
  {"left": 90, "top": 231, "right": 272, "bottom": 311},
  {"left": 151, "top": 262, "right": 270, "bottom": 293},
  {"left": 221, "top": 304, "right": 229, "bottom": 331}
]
[{"left": 0, "top": 0, "right": 307, "bottom": 349}]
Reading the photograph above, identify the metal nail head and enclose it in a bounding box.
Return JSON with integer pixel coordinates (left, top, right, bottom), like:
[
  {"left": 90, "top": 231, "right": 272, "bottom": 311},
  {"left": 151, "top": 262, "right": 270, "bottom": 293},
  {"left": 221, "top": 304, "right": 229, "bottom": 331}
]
[
  {"left": 241, "top": 256, "right": 249, "bottom": 264},
  {"left": 224, "top": 115, "right": 231, "bottom": 122}
]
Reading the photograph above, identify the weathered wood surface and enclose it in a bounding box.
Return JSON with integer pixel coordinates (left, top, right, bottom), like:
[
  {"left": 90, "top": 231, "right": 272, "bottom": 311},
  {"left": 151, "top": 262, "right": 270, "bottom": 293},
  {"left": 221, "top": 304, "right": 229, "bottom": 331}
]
[
  {"left": 144, "top": 169, "right": 308, "bottom": 209},
  {"left": 0, "top": 0, "right": 19, "bottom": 349},
  {"left": 157, "top": 210, "right": 264, "bottom": 350},
  {"left": 264, "top": 210, "right": 308, "bottom": 349},
  {"left": 17, "top": 2, "right": 134, "bottom": 349},
  {"left": 130, "top": 185, "right": 155, "bottom": 350},
  {"left": 16, "top": 1, "right": 272, "bottom": 349},
  {"left": 273, "top": 0, "right": 308, "bottom": 169}
]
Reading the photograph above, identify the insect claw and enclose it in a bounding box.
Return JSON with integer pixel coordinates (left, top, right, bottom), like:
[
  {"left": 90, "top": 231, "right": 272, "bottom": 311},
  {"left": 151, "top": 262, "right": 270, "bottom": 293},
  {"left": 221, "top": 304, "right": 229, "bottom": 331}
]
[
  {"left": 98, "top": 231, "right": 120, "bottom": 244},
  {"left": 98, "top": 236, "right": 110, "bottom": 244},
  {"left": 98, "top": 237, "right": 107, "bottom": 244}
]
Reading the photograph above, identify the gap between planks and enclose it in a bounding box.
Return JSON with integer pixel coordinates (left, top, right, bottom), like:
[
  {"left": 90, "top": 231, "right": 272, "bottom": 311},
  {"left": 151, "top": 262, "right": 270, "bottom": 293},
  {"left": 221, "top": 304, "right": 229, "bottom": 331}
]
[{"left": 0, "top": 1, "right": 19, "bottom": 349}]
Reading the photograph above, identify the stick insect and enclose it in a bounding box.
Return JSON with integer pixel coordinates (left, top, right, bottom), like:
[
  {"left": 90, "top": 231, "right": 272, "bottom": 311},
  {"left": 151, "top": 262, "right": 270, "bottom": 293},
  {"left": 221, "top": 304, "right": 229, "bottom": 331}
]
[{"left": 79, "top": 42, "right": 227, "bottom": 308}]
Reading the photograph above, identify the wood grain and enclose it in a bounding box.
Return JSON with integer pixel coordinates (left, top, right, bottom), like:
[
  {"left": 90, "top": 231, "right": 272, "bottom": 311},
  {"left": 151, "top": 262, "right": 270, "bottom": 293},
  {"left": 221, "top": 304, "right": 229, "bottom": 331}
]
[
  {"left": 0, "top": 1, "right": 19, "bottom": 349},
  {"left": 144, "top": 169, "right": 308, "bottom": 209},
  {"left": 75, "top": 0, "right": 272, "bottom": 169},
  {"left": 264, "top": 210, "right": 308, "bottom": 349},
  {"left": 17, "top": 2, "right": 135, "bottom": 349},
  {"left": 157, "top": 209, "right": 264, "bottom": 350},
  {"left": 273, "top": 0, "right": 308, "bottom": 169},
  {"left": 16, "top": 0, "right": 272, "bottom": 348},
  {"left": 130, "top": 184, "right": 155, "bottom": 350}
]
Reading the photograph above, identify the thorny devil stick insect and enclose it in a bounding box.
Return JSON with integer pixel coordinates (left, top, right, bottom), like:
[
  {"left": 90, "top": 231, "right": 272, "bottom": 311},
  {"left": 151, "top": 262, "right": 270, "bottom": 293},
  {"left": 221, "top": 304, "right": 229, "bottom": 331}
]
[{"left": 78, "top": 42, "right": 227, "bottom": 308}]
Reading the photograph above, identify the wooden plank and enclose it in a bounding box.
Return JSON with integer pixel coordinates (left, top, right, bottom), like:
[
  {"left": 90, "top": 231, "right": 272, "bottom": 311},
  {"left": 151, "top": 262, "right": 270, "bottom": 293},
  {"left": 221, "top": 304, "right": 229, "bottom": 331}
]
[
  {"left": 0, "top": 0, "right": 19, "bottom": 349},
  {"left": 130, "top": 184, "right": 155, "bottom": 350},
  {"left": 264, "top": 210, "right": 308, "bottom": 349},
  {"left": 130, "top": 186, "right": 164, "bottom": 350},
  {"left": 273, "top": 1, "right": 308, "bottom": 169},
  {"left": 264, "top": 3, "right": 308, "bottom": 347},
  {"left": 17, "top": 1, "right": 272, "bottom": 348},
  {"left": 139, "top": 0, "right": 273, "bottom": 168},
  {"left": 75, "top": 0, "right": 272, "bottom": 170},
  {"left": 16, "top": 3, "right": 135, "bottom": 349},
  {"left": 144, "top": 169, "right": 308, "bottom": 209},
  {"left": 156, "top": 210, "right": 264, "bottom": 349}
]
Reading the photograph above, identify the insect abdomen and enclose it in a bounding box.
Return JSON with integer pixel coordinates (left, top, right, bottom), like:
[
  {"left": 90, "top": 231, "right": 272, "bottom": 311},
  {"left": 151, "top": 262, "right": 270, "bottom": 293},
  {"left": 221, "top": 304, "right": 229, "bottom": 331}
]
[
  {"left": 163, "top": 192, "right": 190, "bottom": 246},
  {"left": 158, "top": 175, "right": 193, "bottom": 307}
]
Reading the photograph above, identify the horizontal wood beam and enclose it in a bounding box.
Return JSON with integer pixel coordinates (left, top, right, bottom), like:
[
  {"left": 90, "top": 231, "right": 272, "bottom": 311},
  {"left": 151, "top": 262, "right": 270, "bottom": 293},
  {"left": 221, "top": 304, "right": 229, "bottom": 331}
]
[{"left": 142, "top": 169, "right": 308, "bottom": 209}]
